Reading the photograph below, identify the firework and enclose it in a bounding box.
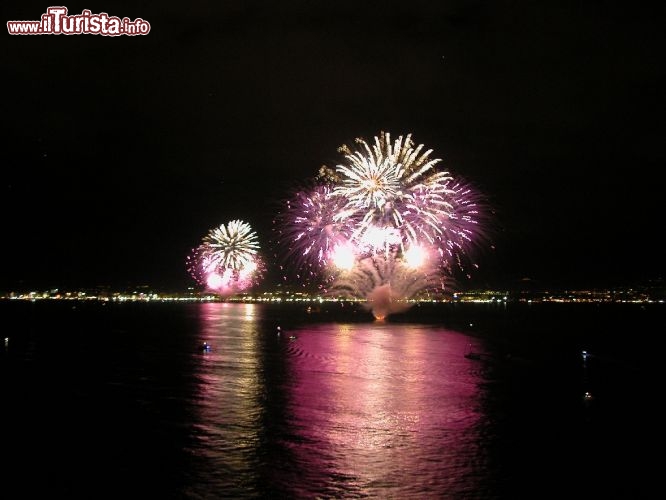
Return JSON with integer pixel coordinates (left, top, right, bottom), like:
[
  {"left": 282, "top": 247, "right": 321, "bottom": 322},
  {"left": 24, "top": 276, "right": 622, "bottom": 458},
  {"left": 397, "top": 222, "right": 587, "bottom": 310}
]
[
  {"left": 330, "top": 132, "right": 454, "bottom": 247},
  {"left": 187, "top": 219, "right": 263, "bottom": 295},
  {"left": 275, "top": 132, "right": 492, "bottom": 319},
  {"left": 272, "top": 184, "right": 352, "bottom": 271}
]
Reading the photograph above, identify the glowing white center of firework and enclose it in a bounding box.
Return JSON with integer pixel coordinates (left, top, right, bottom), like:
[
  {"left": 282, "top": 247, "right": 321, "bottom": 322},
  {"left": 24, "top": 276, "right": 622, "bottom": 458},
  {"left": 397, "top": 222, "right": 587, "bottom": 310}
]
[
  {"left": 206, "top": 272, "right": 224, "bottom": 289},
  {"left": 362, "top": 179, "right": 379, "bottom": 192},
  {"left": 207, "top": 268, "right": 235, "bottom": 290},
  {"left": 331, "top": 243, "right": 356, "bottom": 270},
  {"left": 404, "top": 245, "right": 427, "bottom": 269},
  {"left": 359, "top": 225, "right": 401, "bottom": 251},
  {"left": 238, "top": 260, "right": 257, "bottom": 280}
]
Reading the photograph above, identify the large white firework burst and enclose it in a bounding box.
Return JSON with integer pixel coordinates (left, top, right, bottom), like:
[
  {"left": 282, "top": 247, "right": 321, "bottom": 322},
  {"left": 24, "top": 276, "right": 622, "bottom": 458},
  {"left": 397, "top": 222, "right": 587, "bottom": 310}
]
[{"left": 329, "top": 132, "right": 457, "bottom": 249}]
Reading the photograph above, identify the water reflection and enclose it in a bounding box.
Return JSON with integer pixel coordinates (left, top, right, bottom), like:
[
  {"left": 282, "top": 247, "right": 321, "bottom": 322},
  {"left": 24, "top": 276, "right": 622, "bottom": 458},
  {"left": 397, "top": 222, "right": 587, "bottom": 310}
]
[
  {"left": 189, "top": 302, "right": 265, "bottom": 497},
  {"left": 1, "top": 301, "right": 656, "bottom": 498},
  {"left": 187, "top": 304, "right": 495, "bottom": 498},
  {"left": 280, "top": 322, "right": 492, "bottom": 498}
]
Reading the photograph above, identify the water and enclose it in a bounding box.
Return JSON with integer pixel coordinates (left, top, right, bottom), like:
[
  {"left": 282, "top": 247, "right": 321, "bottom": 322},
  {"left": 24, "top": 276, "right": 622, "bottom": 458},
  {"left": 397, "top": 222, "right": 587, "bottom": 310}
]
[{"left": 1, "top": 300, "right": 663, "bottom": 499}]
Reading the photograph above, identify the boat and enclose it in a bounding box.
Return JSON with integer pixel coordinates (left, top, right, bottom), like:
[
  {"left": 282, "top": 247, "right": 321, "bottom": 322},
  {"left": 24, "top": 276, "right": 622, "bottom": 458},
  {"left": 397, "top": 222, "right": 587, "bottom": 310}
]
[{"left": 464, "top": 344, "right": 482, "bottom": 360}]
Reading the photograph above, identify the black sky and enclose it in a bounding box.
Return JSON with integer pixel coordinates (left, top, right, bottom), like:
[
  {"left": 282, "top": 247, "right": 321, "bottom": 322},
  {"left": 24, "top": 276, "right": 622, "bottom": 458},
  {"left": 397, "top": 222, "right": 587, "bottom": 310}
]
[{"left": 2, "top": 1, "right": 664, "bottom": 292}]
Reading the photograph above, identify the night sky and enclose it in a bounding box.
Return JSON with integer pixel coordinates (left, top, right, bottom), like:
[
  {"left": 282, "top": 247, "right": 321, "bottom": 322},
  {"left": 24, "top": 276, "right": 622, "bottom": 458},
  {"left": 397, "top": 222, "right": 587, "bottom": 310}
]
[{"left": 3, "top": 1, "right": 664, "bottom": 292}]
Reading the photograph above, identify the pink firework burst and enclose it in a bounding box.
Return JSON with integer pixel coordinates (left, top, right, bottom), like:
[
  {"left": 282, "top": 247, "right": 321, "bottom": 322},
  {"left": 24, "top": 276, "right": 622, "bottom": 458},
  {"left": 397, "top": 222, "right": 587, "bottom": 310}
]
[
  {"left": 274, "top": 131, "right": 493, "bottom": 318},
  {"left": 187, "top": 219, "right": 264, "bottom": 296},
  {"left": 273, "top": 184, "right": 356, "bottom": 273}
]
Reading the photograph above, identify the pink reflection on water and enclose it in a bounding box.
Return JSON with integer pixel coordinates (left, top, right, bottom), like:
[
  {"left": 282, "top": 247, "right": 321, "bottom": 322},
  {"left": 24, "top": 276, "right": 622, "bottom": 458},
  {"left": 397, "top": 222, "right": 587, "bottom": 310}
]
[{"left": 281, "top": 323, "right": 489, "bottom": 497}]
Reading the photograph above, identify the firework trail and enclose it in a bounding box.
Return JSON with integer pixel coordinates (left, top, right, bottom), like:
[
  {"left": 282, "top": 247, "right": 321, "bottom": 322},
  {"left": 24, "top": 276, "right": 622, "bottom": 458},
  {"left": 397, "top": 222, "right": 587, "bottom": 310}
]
[
  {"left": 275, "top": 132, "right": 492, "bottom": 319},
  {"left": 187, "top": 219, "right": 263, "bottom": 296}
]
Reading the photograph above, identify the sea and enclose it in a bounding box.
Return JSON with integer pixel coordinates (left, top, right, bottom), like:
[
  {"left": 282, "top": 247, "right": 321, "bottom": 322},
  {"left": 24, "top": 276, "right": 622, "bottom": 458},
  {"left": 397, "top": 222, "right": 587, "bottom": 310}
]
[{"left": 1, "top": 299, "right": 663, "bottom": 499}]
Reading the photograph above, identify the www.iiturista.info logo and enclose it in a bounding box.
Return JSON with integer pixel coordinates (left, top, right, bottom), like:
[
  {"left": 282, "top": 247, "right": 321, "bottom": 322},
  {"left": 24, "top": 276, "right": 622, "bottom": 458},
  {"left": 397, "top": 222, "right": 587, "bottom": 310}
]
[{"left": 7, "top": 6, "right": 151, "bottom": 36}]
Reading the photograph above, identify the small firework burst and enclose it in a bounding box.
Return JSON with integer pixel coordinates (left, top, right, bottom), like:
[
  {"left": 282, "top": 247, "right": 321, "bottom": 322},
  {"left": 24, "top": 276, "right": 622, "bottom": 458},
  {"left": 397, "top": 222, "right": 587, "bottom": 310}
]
[
  {"left": 203, "top": 219, "right": 259, "bottom": 270},
  {"left": 187, "top": 219, "right": 263, "bottom": 295}
]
